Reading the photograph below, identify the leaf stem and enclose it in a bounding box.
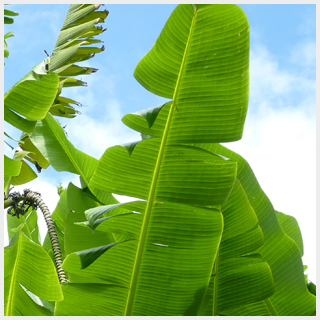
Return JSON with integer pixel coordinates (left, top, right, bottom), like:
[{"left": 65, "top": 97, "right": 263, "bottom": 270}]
[
  {"left": 5, "top": 191, "right": 67, "bottom": 284},
  {"left": 24, "top": 191, "right": 67, "bottom": 284}
]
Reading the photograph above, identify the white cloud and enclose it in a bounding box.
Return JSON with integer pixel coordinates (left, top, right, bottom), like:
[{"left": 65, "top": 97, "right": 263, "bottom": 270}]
[
  {"left": 223, "top": 41, "right": 316, "bottom": 282},
  {"left": 65, "top": 98, "right": 141, "bottom": 159},
  {"left": 290, "top": 39, "right": 316, "bottom": 70},
  {"left": 58, "top": 65, "right": 141, "bottom": 159},
  {"left": 296, "top": 6, "right": 316, "bottom": 37},
  {"left": 249, "top": 44, "right": 315, "bottom": 104}
]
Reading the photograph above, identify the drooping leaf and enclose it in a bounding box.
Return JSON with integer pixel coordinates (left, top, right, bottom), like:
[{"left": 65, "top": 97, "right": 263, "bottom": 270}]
[
  {"left": 76, "top": 242, "right": 124, "bottom": 269},
  {"left": 29, "top": 113, "right": 97, "bottom": 185},
  {"left": 10, "top": 160, "right": 37, "bottom": 186},
  {"left": 19, "top": 283, "right": 55, "bottom": 315},
  {"left": 4, "top": 107, "right": 37, "bottom": 133},
  {"left": 82, "top": 201, "right": 145, "bottom": 234},
  {"left": 198, "top": 143, "right": 316, "bottom": 316},
  {"left": 197, "top": 179, "right": 275, "bottom": 315},
  {"left": 4, "top": 31, "right": 14, "bottom": 59},
  {"left": 4, "top": 9, "right": 19, "bottom": 19},
  {"left": 62, "top": 240, "right": 138, "bottom": 286}
]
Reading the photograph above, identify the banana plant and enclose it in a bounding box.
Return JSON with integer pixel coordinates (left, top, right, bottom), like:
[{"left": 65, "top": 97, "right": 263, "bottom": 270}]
[
  {"left": 4, "top": 4, "right": 108, "bottom": 193},
  {"left": 6, "top": 4, "right": 315, "bottom": 316},
  {"left": 4, "top": 4, "right": 108, "bottom": 316},
  {"left": 195, "top": 143, "right": 316, "bottom": 316},
  {"left": 46, "top": 4, "right": 282, "bottom": 316},
  {"left": 55, "top": 4, "right": 314, "bottom": 316}
]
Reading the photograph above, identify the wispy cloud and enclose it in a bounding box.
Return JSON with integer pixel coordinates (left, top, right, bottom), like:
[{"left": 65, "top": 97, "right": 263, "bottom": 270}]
[
  {"left": 59, "top": 65, "right": 141, "bottom": 159},
  {"left": 289, "top": 39, "right": 316, "bottom": 72},
  {"left": 249, "top": 43, "right": 315, "bottom": 113},
  {"left": 66, "top": 98, "right": 141, "bottom": 159}
]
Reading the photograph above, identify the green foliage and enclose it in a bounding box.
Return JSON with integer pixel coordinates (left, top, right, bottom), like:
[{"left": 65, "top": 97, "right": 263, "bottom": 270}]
[
  {"left": 4, "top": 7, "right": 18, "bottom": 60},
  {"left": 4, "top": 4, "right": 316, "bottom": 316},
  {"left": 4, "top": 232, "right": 63, "bottom": 316},
  {"left": 4, "top": 4, "right": 107, "bottom": 197}
]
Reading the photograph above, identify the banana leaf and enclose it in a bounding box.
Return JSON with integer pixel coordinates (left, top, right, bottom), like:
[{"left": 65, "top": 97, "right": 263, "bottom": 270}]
[
  {"left": 276, "top": 210, "right": 303, "bottom": 257},
  {"left": 4, "top": 67, "right": 59, "bottom": 132},
  {"left": 29, "top": 113, "right": 97, "bottom": 186},
  {"left": 4, "top": 232, "right": 63, "bottom": 316},
  {"left": 197, "top": 143, "right": 316, "bottom": 316},
  {"left": 5, "top": 4, "right": 108, "bottom": 194},
  {"left": 47, "top": 4, "right": 108, "bottom": 118},
  {"left": 4, "top": 153, "right": 37, "bottom": 196},
  {"left": 4, "top": 8, "right": 19, "bottom": 25},
  {"left": 55, "top": 5, "right": 275, "bottom": 316},
  {"left": 4, "top": 7, "right": 18, "bottom": 60}
]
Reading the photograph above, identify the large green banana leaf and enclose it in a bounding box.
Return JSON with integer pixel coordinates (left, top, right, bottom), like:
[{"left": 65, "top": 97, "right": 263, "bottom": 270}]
[
  {"left": 196, "top": 143, "right": 316, "bottom": 316},
  {"left": 4, "top": 232, "right": 63, "bottom": 316},
  {"left": 133, "top": 4, "right": 249, "bottom": 143},
  {"left": 197, "top": 178, "right": 275, "bottom": 315},
  {"left": 53, "top": 4, "right": 276, "bottom": 316},
  {"left": 61, "top": 176, "right": 274, "bottom": 315}
]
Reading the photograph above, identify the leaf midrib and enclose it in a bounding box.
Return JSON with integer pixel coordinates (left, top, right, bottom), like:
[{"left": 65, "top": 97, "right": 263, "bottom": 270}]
[
  {"left": 124, "top": 6, "right": 198, "bottom": 316},
  {"left": 6, "top": 233, "right": 21, "bottom": 316}
]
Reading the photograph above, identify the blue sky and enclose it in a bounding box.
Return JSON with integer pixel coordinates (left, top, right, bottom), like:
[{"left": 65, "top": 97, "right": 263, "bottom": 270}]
[{"left": 4, "top": 4, "right": 316, "bottom": 282}]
